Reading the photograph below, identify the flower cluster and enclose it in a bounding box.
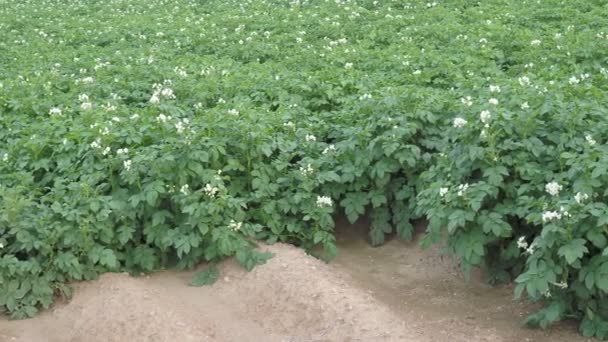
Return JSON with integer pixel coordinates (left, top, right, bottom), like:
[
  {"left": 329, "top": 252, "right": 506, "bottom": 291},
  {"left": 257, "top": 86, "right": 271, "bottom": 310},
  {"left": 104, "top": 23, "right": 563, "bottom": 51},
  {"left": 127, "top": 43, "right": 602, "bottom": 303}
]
[
  {"left": 175, "top": 118, "right": 190, "bottom": 134},
  {"left": 149, "top": 80, "right": 175, "bottom": 104},
  {"left": 575, "top": 192, "right": 589, "bottom": 204},
  {"left": 545, "top": 181, "right": 562, "bottom": 197},
  {"left": 49, "top": 107, "right": 62, "bottom": 116},
  {"left": 79, "top": 93, "right": 92, "bottom": 110},
  {"left": 300, "top": 163, "right": 314, "bottom": 176},
  {"left": 322, "top": 144, "right": 336, "bottom": 154},
  {"left": 180, "top": 184, "right": 189, "bottom": 195},
  {"left": 456, "top": 183, "right": 468, "bottom": 196},
  {"left": 316, "top": 196, "right": 333, "bottom": 208},
  {"left": 480, "top": 110, "right": 491, "bottom": 124},
  {"left": 204, "top": 183, "right": 219, "bottom": 198},
  {"left": 453, "top": 117, "right": 467, "bottom": 128},
  {"left": 517, "top": 236, "right": 537, "bottom": 254},
  {"left": 305, "top": 134, "right": 316, "bottom": 142},
  {"left": 228, "top": 220, "right": 242, "bottom": 231},
  {"left": 542, "top": 210, "right": 562, "bottom": 222},
  {"left": 123, "top": 159, "right": 132, "bottom": 171}
]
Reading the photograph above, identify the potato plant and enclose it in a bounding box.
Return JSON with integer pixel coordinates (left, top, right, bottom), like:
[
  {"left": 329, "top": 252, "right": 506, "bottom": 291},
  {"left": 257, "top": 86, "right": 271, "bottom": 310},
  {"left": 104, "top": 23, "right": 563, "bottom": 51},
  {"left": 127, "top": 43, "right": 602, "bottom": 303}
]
[{"left": 1, "top": 0, "right": 607, "bottom": 338}]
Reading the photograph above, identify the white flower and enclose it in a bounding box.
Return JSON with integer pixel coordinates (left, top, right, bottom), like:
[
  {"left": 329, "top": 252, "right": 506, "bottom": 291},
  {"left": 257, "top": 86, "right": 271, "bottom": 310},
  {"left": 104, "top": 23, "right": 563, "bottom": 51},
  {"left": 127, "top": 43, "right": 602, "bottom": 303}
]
[
  {"left": 116, "top": 148, "right": 129, "bottom": 155},
  {"left": 283, "top": 121, "right": 295, "bottom": 129},
  {"left": 81, "top": 76, "right": 94, "bottom": 84},
  {"left": 530, "top": 39, "right": 541, "bottom": 46},
  {"left": 460, "top": 96, "right": 473, "bottom": 107},
  {"left": 517, "top": 236, "right": 529, "bottom": 250},
  {"left": 518, "top": 76, "right": 530, "bottom": 87},
  {"left": 156, "top": 114, "right": 169, "bottom": 123},
  {"left": 553, "top": 281, "right": 568, "bottom": 289},
  {"left": 228, "top": 220, "right": 243, "bottom": 231},
  {"left": 585, "top": 134, "right": 596, "bottom": 146},
  {"left": 542, "top": 210, "right": 562, "bottom": 222},
  {"left": 359, "top": 93, "right": 372, "bottom": 100},
  {"left": 203, "top": 183, "right": 219, "bottom": 198},
  {"left": 2, "top": 153, "right": 8, "bottom": 162},
  {"left": 300, "top": 163, "right": 314, "bottom": 176},
  {"left": 439, "top": 187, "right": 449, "bottom": 197},
  {"left": 316, "top": 196, "right": 334, "bottom": 208},
  {"left": 123, "top": 159, "right": 132, "bottom": 171},
  {"left": 575, "top": 192, "right": 589, "bottom": 204},
  {"left": 413, "top": 69, "right": 422, "bottom": 75},
  {"left": 322, "top": 144, "right": 337, "bottom": 154},
  {"left": 457, "top": 183, "right": 469, "bottom": 196},
  {"left": 488, "top": 98, "right": 498, "bottom": 105},
  {"left": 160, "top": 88, "right": 174, "bottom": 98},
  {"left": 521, "top": 102, "right": 530, "bottom": 110},
  {"left": 526, "top": 241, "right": 538, "bottom": 255},
  {"left": 180, "top": 184, "right": 189, "bottom": 195},
  {"left": 78, "top": 94, "right": 89, "bottom": 102},
  {"left": 149, "top": 94, "right": 160, "bottom": 104},
  {"left": 480, "top": 110, "right": 491, "bottom": 124},
  {"left": 227, "top": 109, "right": 239, "bottom": 116},
  {"left": 305, "top": 134, "right": 316, "bottom": 142},
  {"left": 569, "top": 76, "right": 580, "bottom": 85},
  {"left": 545, "top": 181, "right": 562, "bottom": 196},
  {"left": 453, "top": 117, "right": 467, "bottom": 128},
  {"left": 49, "top": 107, "right": 62, "bottom": 116},
  {"left": 111, "top": 116, "right": 120, "bottom": 122},
  {"left": 344, "top": 62, "right": 353, "bottom": 69},
  {"left": 560, "top": 206, "right": 571, "bottom": 218},
  {"left": 217, "top": 97, "right": 226, "bottom": 104},
  {"left": 80, "top": 102, "right": 92, "bottom": 110},
  {"left": 0, "top": 242, "right": 3, "bottom": 249},
  {"left": 90, "top": 139, "right": 101, "bottom": 149},
  {"left": 130, "top": 114, "right": 140, "bottom": 120},
  {"left": 102, "top": 147, "right": 111, "bottom": 156},
  {"left": 489, "top": 85, "right": 501, "bottom": 93},
  {"left": 175, "top": 120, "right": 186, "bottom": 134}
]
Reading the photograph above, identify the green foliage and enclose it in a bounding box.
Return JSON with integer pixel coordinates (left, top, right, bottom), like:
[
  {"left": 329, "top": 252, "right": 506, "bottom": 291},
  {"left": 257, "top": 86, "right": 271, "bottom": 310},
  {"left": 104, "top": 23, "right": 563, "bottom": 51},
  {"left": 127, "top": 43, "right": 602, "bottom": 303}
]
[
  {"left": 1, "top": 0, "right": 608, "bottom": 339},
  {"left": 190, "top": 266, "right": 220, "bottom": 287}
]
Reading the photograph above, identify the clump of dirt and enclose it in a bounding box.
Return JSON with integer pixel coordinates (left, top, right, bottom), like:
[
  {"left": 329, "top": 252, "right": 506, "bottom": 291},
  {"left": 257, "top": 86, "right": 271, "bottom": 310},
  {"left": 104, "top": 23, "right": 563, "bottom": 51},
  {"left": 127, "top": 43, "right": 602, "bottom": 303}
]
[{"left": 0, "top": 243, "right": 423, "bottom": 342}]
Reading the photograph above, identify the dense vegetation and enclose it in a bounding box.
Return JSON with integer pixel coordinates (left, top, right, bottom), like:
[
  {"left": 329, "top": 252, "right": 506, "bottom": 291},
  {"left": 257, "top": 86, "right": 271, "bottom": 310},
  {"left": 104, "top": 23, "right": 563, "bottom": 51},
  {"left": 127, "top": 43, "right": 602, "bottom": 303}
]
[{"left": 1, "top": 0, "right": 608, "bottom": 337}]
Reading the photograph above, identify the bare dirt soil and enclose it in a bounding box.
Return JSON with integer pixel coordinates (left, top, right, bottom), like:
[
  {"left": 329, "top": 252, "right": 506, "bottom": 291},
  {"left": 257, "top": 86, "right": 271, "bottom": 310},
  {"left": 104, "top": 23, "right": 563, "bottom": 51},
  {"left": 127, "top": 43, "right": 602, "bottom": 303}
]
[{"left": 0, "top": 219, "right": 593, "bottom": 342}]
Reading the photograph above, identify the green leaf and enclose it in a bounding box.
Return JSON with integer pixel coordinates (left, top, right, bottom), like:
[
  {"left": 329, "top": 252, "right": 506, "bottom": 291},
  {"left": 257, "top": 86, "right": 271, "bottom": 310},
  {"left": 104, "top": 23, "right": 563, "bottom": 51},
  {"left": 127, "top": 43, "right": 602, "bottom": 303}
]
[
  {"left": 370, "top": 192, "right": 387, "bottom": 208},
  {"left": 595, "top": 262, "right": 608, "bottom": 291},
  {"left": 481, "top": 213, "right": 512, "bottom": 238},
  {"left": 340, "top": 192, "right": 368, "bottom": 224},
  {"left": 99, "top": 249, "right": 118, "bottom": 269},
  {"left": 235, "top": 249, "right": 274, "bottom": 271},
  {"left": 587, "top": 229, "right": 607, "bottom": 249},
  {"left": 190, "top": 266, "right": 219, "bottom": 287},
  {"left": 558, "top": 239, "right": 588, "bottom": 265}
]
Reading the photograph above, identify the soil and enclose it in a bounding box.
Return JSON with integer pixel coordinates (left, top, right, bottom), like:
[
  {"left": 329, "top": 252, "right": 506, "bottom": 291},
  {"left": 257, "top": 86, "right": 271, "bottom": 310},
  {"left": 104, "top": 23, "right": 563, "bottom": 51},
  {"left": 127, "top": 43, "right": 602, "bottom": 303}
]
[{"left": 0, "top": 218, "right": 593, "bottom": 342}]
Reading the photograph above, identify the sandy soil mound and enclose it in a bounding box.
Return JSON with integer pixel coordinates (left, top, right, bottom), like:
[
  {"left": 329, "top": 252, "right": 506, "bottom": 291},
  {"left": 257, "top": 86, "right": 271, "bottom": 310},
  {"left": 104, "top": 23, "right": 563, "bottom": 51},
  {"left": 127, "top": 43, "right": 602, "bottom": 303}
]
[{"left": 0, "top": 243, "right": 422, "bottom": 342}]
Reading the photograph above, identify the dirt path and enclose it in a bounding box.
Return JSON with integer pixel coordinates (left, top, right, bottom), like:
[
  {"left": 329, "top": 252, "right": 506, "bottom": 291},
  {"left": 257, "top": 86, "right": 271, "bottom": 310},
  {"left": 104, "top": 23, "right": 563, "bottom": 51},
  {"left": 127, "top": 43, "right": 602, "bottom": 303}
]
[
  {"left": 332, "top": 217, "right": 588, "bottom": 342},
  {"left": 0, "top": 220, "right": 592, "bottom": 342}
]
